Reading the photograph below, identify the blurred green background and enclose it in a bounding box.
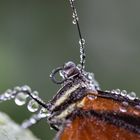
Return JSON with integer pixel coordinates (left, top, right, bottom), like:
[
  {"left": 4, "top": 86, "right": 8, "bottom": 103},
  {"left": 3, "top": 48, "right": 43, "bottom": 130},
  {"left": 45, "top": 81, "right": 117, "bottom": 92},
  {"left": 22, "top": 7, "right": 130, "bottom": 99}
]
[{"left": 0, "top": 0, "right": 140, "bottom": 139}]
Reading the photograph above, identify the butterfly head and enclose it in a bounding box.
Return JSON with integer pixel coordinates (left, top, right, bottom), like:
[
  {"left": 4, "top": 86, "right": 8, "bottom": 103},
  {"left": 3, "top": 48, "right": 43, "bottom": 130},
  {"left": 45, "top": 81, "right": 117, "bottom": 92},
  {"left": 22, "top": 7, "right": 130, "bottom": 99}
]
[{"left": 50, "top": 61, "right": 100, "bottom": 90}]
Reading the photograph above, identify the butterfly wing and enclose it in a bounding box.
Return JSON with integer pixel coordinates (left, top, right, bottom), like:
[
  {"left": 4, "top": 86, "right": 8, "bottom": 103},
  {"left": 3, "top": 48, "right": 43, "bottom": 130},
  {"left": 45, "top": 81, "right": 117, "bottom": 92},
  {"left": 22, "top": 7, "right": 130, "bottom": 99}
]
[{"left": 55, "top": 90, "right": 140, "bottom": 140}]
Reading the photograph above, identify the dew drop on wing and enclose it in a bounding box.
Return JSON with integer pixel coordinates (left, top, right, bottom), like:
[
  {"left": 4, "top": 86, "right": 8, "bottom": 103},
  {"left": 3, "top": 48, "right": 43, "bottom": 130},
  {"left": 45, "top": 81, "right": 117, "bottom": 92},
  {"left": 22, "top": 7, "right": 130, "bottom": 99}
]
[
  {"left": 127, "top": 92, "right": 136, "bottom": 100},
  {"left": 121, "top": 90, "right": 127, "bottom": 96}
]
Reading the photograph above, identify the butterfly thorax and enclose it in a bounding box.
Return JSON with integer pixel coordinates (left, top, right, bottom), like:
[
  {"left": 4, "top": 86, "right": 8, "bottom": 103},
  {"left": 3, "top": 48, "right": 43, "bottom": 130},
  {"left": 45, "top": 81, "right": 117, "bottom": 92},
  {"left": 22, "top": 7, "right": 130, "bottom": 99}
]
[{"left": 46, "top": 61, "right": 99, "bottom": 130}]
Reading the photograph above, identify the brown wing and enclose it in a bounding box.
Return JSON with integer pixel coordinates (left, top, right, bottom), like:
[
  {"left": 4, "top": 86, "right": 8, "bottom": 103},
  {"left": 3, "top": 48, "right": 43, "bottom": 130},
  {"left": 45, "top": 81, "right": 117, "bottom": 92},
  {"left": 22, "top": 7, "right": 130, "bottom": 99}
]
[
  {"left": 82, "top": 91, "right": 140, "bottom": 116},
  {"left": 56, "top": 90, "right": 140, "bottom": 140},
  {"left": 58, "top": 113, "right": 140, "bottom": 140}
]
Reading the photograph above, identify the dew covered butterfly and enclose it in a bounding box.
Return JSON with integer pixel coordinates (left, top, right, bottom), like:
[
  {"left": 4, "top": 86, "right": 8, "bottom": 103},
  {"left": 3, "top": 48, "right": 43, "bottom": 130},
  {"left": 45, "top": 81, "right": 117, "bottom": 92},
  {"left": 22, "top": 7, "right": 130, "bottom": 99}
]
[{"left": 0, "top": 0, "right": 140, "bottom": 140}]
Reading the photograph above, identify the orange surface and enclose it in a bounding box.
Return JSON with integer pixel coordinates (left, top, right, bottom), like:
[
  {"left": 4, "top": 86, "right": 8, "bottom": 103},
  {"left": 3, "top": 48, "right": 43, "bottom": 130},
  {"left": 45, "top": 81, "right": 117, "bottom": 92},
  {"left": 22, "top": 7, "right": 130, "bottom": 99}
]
[
  {"left": 82, "top": 94, "right": 140, "bottom": 116},
  {"left": 60, "top": 116, "right": 140, "bottom": 140},
  {"left": 58, "top": 93, "right": 140, "bottom": 140}
]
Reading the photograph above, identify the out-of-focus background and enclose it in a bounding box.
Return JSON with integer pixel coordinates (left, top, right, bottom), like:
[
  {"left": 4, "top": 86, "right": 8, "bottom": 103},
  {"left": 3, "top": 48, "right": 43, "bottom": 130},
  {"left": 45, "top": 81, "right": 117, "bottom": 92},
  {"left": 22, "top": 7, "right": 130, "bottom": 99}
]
[{"left": 0, "top": 0, "right": 140, "bottom": 139}]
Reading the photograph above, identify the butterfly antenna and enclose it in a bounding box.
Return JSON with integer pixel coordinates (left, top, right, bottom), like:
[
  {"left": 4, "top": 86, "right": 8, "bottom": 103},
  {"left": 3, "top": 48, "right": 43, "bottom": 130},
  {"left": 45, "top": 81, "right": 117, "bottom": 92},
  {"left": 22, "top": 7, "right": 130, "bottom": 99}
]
[{"left": 69, "top": 0, "right": 86, "bottom": 71}]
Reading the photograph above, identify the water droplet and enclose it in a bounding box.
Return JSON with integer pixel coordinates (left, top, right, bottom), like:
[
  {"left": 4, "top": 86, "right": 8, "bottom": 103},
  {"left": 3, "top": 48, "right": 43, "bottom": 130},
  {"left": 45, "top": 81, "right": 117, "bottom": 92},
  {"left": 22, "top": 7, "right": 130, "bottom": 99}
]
[
  {"left": 32, "top": 91, "right": 39, "bottom": 98},
  {"left": 72, "top": 19, "right": 76, "bottom": 24},
  {"left": 72, "top": 12, "right": 77, "bottom": 18},
  {"left": 11, "top": 90, "right": 16, "bottom": 98},
  {"left": 119, "top": 106, "right": 127, "bottom": 113},
  {"left": 120, "top": 101, "right": 128, "bottom": 113},
  {"left": 27, "top": 100, "right": 39, "bottom": 112},
  {"left": 105, "top": 90, "right": 110, "bottom": 93},
  {"left": 65, "top": 61, "right": 76, "bottom": 68},
  {"left": 115, "top": 89, "right": 121, "bottom": 95},
  {"left": 79, "top": 38, "right": 85, "bottom": 46},
  {"left": 111, "top": 89, "right": 115, "bottom": 94},
  {"left": 121, "top": 90, "right": 127, "bottom": 96},
  {"left": 15, "top": 92, "right": 27, "bottom": 106},
  {"left": 21, "top": 85, "right": 31, "bottom": 92},
  {"left": 122, "top": 101, "right": 128, "bottom": 107},
  {"left": 72, "top": 10, "right": 79, "bottom": 25},
  {"left": 77, "top": 64, "right": 82, "bottom": 70},
  {"left": 127, "top": 92, "right": 136, "bottom": 100},
  {"left": 87, "top": 72, "right": 94, "bottom": 80},
  {"left": 30, "top": 118, "right": 36, "bottom": 124},
  {"left": 0, "top": 95, "right": 6, "bottom": 101},
  {"left": 87, "top": 95, "right": 97, "bottom": 100},
  {"left": 14, "top": 86, "right": 21, "bottom": 91},
  {"left": 4, "top": 89, "right": 12, "bottom": 98},
  {"left": 39, "top": 108, "right": 48, "bottom": 118},
  {"left": 69, "top": 0, "right": 75, "bottom": 6}
]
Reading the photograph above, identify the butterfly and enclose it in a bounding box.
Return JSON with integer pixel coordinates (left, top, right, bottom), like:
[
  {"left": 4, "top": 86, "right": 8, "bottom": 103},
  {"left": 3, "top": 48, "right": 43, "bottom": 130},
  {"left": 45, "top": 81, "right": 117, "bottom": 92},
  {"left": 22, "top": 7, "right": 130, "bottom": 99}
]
[
  {"left": 48, "top": 61, "right": 140, "bottom": 140},
  {"left": 0, "top": 0, "right": 140, "bottom": 140}
]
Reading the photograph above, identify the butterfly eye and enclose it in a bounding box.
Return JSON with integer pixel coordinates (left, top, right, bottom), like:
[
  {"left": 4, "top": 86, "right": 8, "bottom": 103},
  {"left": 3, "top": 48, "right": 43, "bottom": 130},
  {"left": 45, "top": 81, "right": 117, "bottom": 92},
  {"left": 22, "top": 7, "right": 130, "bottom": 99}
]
[
  {"left": 50, "top": 61, "right": 80, "bottom": 85},
  {"left": 62, "top": 61, "right": 80, "bottom": 79}
]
